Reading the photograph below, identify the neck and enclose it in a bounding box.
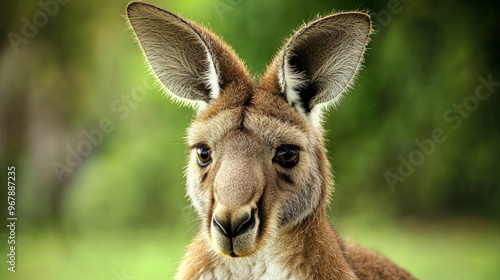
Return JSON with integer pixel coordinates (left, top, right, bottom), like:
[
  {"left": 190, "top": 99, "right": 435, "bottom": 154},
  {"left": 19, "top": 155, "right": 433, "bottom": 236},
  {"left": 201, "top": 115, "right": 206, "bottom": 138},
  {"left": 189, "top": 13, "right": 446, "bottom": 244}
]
[{"left": 269, "top": 207, "right": 355, "bottom": 279}]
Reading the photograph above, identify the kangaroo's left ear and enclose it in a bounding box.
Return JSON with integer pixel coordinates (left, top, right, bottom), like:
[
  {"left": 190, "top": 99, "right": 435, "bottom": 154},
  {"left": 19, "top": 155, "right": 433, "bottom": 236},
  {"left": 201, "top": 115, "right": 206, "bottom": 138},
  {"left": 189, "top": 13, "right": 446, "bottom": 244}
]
[{"left": 278, "top": 12, "right": 372, "bottom": 125}]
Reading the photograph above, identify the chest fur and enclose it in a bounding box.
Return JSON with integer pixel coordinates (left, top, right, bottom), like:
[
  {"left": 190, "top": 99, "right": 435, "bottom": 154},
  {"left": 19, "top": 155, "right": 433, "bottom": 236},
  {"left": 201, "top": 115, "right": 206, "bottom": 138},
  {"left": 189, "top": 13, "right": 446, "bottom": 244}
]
[{"left": 199, "top": 254, "right": 299, "bottom": 280}]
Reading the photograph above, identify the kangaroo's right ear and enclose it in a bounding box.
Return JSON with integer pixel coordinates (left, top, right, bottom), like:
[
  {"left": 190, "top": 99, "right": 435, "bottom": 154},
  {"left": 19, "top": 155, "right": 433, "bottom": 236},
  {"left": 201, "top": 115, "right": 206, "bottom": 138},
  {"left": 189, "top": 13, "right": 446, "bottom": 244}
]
[{"left": 127, "top": 2, "right": 248, "bottom": 109}]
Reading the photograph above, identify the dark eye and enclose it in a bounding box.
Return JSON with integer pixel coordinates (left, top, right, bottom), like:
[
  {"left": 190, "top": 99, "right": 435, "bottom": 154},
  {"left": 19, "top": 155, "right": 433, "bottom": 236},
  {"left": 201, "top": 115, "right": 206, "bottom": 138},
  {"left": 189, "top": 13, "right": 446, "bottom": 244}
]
[
  {"left": 274, "top": 145, "right": 300, "bottom": 168},
  {"left": 196, "top": 145, "right": 212, "bottom": 167}
]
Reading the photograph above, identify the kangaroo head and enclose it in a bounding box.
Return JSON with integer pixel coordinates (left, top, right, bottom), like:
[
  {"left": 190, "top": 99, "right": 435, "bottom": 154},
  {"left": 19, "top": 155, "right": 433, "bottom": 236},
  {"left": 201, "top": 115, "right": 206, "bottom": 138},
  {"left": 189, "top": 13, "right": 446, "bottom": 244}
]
[{"left": 127, "top": 2, "right": 371, "bottom": 258}]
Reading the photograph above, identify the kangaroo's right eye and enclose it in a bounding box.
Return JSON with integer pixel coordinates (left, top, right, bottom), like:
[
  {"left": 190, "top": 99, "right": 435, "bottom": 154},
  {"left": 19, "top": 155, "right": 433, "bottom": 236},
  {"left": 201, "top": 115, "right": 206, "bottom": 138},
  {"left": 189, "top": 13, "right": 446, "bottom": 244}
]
[{"left": 196, "top": 146, "right": 212, "bottom": 167}]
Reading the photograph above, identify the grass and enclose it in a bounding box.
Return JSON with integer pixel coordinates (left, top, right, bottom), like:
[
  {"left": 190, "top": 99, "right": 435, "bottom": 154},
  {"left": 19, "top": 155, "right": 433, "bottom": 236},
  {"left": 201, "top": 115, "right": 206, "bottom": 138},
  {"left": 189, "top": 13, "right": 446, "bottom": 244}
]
[{"left": 1, "top": 215, "right": 499, "bottom": 280}]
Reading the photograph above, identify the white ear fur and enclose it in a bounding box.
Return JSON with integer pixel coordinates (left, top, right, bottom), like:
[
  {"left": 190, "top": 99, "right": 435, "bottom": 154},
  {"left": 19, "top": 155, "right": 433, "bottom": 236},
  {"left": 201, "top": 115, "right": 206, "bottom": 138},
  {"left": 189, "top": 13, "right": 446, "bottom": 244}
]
[
  {"left": 279, "top": 12, "right": 372, "bottom": 126},
  {"left": 127, "top": 2, "right": 220, "bottom": 110}
]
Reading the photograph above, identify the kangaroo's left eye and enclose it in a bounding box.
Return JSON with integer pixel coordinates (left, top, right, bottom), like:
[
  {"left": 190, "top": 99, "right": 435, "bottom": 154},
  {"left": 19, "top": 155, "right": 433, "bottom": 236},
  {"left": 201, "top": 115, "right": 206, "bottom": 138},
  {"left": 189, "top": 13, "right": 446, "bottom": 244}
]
[
  {"left": 274, "top": 145, "right": 300, "bottom": 168},
  {"left": 196, "top": 145, "right": 212, "bottom": 167}
]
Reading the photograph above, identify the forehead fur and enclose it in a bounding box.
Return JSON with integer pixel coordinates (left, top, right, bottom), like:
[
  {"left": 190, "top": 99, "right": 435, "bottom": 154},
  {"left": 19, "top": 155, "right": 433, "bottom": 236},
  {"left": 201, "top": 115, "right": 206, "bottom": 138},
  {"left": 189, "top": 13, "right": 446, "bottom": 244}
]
[
  {"left": 187, "top": 107, "right": 309, "bottom": 150},
  {"left": 187, "top": 58, "right": 313, "bottom": 148},
  {"left": 188, "top": 79, "right": 312, "bottom": 149}
]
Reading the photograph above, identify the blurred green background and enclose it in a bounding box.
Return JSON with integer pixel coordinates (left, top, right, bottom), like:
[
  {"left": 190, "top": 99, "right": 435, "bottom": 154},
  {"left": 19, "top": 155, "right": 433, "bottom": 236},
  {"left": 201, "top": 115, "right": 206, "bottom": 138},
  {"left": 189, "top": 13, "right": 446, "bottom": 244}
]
[{"left": 1, "top": 0, "right": 499, "bottom": 279}]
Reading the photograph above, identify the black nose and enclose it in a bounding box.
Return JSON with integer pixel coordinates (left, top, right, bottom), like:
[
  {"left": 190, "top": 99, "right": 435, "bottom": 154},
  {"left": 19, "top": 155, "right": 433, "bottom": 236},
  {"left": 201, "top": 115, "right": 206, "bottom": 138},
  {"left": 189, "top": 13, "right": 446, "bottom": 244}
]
[{"left": 213, "top": 209, "right": 256, "bottom": 238}]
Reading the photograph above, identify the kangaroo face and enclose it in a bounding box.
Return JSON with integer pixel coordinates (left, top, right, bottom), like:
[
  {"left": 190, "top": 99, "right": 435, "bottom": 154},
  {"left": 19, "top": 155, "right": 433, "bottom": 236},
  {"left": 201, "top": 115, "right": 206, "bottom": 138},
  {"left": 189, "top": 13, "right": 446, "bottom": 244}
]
[
  {"left": 127, "top": 2, "right": 371, "bottom": 258},
  {"left": 185, "top": 86, "right": 325, "bottom": 256}
]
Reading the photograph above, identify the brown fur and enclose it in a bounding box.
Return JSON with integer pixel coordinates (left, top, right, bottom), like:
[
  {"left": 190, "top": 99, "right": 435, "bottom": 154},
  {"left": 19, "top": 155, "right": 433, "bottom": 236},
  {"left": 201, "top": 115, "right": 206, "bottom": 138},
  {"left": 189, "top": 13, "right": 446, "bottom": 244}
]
[{"left": 127, "top": 2, "right": 415, "bottom": 279}]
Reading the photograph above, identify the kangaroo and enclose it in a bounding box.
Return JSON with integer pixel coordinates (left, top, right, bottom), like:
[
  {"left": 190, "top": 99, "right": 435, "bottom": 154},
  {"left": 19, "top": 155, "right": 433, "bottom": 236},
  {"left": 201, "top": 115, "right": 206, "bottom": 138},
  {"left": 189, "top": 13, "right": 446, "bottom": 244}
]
[{"left": 127, "top": 2, "right": 414, "bottom": 279}]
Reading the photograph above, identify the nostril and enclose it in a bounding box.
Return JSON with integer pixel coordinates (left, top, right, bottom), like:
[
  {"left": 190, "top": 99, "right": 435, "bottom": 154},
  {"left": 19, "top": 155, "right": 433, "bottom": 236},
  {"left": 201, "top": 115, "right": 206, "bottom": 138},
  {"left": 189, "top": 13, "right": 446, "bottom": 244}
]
[
  {"left": 234, "top": 208, "right": 256, "bottom": 236},
  {"left": 213, "top": 215, "right": 230, "bottom": 237}
]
